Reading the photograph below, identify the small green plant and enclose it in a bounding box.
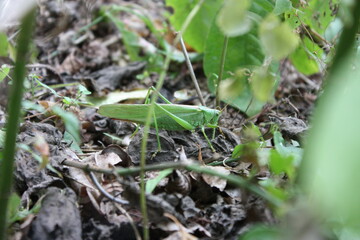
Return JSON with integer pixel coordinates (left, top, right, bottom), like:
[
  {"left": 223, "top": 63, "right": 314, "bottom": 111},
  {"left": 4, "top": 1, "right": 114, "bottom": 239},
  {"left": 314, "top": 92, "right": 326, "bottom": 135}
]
[
  {"left": 167, "top": 0, "right": 339, "bottom": 115},
  {"left": 7, "top": 193, "right": 42, "bottom": 225},
  {"left": 29, "top": 74, "right": 91, "bottom": 106}
]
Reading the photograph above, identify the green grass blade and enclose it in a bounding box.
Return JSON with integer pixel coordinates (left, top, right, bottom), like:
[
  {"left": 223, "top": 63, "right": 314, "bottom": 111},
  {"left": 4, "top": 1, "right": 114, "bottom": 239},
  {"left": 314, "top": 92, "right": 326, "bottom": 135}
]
[{"left": 0, "top": 9, "right": 35, "bottom": 240}]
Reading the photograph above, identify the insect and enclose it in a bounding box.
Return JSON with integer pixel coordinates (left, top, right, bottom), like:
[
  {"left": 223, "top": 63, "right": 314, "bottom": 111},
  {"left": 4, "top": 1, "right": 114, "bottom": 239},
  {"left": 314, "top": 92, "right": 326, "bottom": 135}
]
[{"left": 98, "top": 87, "right": 221, "bottom": 151}]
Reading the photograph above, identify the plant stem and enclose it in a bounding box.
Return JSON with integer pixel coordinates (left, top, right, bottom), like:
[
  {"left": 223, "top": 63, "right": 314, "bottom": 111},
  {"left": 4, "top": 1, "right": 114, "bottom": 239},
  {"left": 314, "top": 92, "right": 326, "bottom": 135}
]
[
  {"left": 0, "top": 9, "right": 35, "bottom": 240},
  {"left": 179, "top": 35, "right": 206, "bottom": 106},
  {"left": 139, "top": 1, "right": 205, "bottom": 239},
  {"left": 216, "top": 36, "right": 229, "bottom": 108}
]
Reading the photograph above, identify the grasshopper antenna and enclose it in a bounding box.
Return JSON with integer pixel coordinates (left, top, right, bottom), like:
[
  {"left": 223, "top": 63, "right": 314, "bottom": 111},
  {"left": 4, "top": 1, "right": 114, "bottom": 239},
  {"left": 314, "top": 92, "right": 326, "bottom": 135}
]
[{"left": 179, "top": 33, "right": 206, "bottom": 107}]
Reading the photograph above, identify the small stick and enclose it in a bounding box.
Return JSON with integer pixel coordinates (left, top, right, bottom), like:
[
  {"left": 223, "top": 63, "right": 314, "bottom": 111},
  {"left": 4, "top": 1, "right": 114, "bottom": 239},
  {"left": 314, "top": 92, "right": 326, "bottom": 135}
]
[
  {"left": 179, "top": 34, "right": 206, "bottom": 106},
  {"left": 62, "top": 159, "right": 281, "bottom": 206},
  {"left": 88, "top": 171, "right": 129, "bottom": 205},
  {"left": 216, "top": 36, "right": 229, "bottom": 108}
]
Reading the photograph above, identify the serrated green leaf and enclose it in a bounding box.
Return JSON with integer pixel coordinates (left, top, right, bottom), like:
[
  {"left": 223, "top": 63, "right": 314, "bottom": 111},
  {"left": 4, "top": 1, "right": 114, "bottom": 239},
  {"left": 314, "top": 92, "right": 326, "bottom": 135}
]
[
  {"left": 216, "top": 0, "right": 252, "bottom": 37},
  {"left": 166, "top": 0, "right": 223, "bottom": 52},
  {"left": 259, "top": 14, "right": 300, "bottom": 60},
  {"left": 273, "top": 0, "right": 293, "bottom": 15}
]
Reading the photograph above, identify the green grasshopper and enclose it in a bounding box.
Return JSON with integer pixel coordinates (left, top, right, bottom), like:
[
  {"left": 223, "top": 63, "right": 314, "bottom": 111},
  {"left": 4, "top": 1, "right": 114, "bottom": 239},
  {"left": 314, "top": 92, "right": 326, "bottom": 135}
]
[{"left": 98, "top": 87, "right": 221, "bottom": 151}]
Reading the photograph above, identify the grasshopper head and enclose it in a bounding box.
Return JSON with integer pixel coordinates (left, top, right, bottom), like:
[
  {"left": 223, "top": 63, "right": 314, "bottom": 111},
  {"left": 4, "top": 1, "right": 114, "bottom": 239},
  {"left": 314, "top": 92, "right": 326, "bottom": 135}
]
[{"left": 201, "top": 107, "right": 221, "bottom": 128}]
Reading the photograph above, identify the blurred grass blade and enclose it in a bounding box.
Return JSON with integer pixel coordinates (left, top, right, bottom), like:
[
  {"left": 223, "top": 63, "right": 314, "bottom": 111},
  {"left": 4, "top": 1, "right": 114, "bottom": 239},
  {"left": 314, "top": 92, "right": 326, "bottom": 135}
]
[
  {"left": 300, "top": 0, "right": 360, "bottom": 234},
  {"left": 0, "top": 8, "right": 35, "bottom": 240}
]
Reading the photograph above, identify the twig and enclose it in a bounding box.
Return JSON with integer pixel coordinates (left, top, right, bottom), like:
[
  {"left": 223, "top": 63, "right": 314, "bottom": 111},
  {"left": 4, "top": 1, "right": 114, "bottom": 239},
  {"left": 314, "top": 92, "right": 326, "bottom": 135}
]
[
  {"left": 26, "top": 63, "right": 63, "bottom": 82},
  {"left": 7, "top": 63, "right": 64, "bottom": 82},
  {"left": 88, "top": 171, "right": 129, "bottom": 205},
  {"left": 62, "top": 159, "right": 281, "bottom": 207},
  {"left": 216, "top": 36, "right": 229, "bottom": 108},
  {"left": 179, "top": 35, "right": 206, "bottom": 106}
]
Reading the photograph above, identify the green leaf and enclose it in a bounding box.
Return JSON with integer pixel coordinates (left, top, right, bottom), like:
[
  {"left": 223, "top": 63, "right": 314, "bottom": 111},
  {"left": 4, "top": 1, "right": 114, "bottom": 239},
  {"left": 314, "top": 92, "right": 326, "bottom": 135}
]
[
  {"left": 78, "top": 84, "right": 91, "bottom": 95},
  {"left": 146, "top": 169, "right": 173, "bottom": 194},
  {"left": 285, "top": 0, "right": 339, "bottom": 35},
  {"left": 63, "top": 131, "right": 83, "bottom": 154},
  {"left": 219, "top": 68, "right": 248, "bottom": 101},
  {"left": 216, "top": 0, "right": 252, "bottom": 37},
  {"left": 290, "top": 49, "right": 319, "bottom": 75},
  {"left": 284, "top": 7, "right": 303, "bottom": 29},
  {"left": 232, "top": 142, "right": 260, "bottom": 158},
  {"left": 241, "top": 225, "right": 282, "bottom": 240},
  {"left": 52, "top": 106, "right": 81, "bottom": 144},
  {"left": 166, "top": 0, "right": 223, "bottom": 52},
  {"left": 0, "top": 64, "right": 10, "bottom": 83},
  {"left": 8, "top": 193, "right": 42, "bottom": 224},
  {"left": 7, "top": 193, "right": 21, "bottom": 221},
  {"left": 0, "top": 33, "right": 9, "bottom": 56},
  {"left": 304, "top": 0, "right": 340, "bottom": 35},
  {"left": 250, "top": 66, "right": 276, "bottom": 102},
  {"left": 62, "top": 96, "right": 75, "bottom": 105},
  {"left": 259, "top": 14, "right": 300, "bottom": 60},
  {"left": 273, "top": 0, "right": 293, "bottom": 15},
  {"left": 22, "top": 100, "right": 46, "bottom": 112},
  {"left": 204, "top": 0, "right": 276, "bottom": 115},
  {"left": 289, "top": 37, "right": 322, "bottom": 75},
  {"left": 273, "top": 131, "right": 301, "bottom": 158},
  {"left": 35, "top": 79, "right": 59, "bottom": 97},
  {"left": 269, "top": 149, "right": 295, "bottom": 179},
  {"left": 204, "top": 26, "right": 264, "bottom": 88},
  {"left": 259, "top": 179, "right": 288, "bottom": 200},
  {"left": 204, "top": 24, "right": 265, "bottom": 115}
]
